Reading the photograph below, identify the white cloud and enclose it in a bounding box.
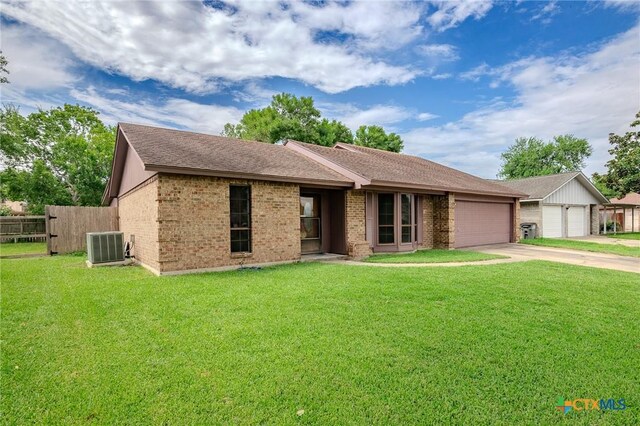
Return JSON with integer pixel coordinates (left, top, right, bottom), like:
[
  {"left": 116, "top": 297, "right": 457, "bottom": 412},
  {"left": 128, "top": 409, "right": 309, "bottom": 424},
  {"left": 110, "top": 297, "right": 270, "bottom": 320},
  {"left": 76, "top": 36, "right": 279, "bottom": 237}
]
[
  {"left": 417, "top": 112, "right": 439, "bottom": 121},
  {"left": 432, "top": 73, "right": 452, "bottom": 80},
  {"left": 604, "top": 0, "right": 640, "bottom": 11},
  {"left": 0, "top": 25, "right": 76, "bottom": 91},
  {"left": 320, "top": 103, "right": 414, "bottom": 130},
  {"left": 427, "top": 0, "right": 494, "bottom": 32},
  {"left": 531, "top": 0, "right": 559, "bottom": 23},
  {"left": 402, "top": 25, "right": 640, "bottom": 178},
  {"left": 70, "top": 87, "right": 244, "bottom": 135},
  {"left": 1, "top": 1, "right": 422, "bottom": 94},
  {"left": 416, "top": 44, "right": 460, "bottom": 61},
  {"left": 290, "top": 1, "right": 425, "bottom": 50}
]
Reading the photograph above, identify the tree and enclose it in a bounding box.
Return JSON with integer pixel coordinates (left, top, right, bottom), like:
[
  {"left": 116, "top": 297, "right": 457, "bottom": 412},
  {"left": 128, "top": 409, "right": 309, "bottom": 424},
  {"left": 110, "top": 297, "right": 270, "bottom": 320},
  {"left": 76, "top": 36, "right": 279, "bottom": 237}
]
[
  {"left": 222, "top": 92, "right": 402, "bottom": 151},
  {"left": 0, "top": 52, "right": 8, "bottom": 84},
  {"left": 498, "top": 135, "right": 592, "bottom": 179},
  {"left": 354, "top": 125, "right": 403, "bottom": 153},
  {"left": 316, "top": 119, "right": 354, "bottom": 147},
  {"left": 222, "top": 93, "right": 320, "bottom": 144},
  {"left": 0, "top": 104, "right": 115, "bottom": 213},
  {"left": 592, "top": 111, "right": 640, "bottom": 197}
]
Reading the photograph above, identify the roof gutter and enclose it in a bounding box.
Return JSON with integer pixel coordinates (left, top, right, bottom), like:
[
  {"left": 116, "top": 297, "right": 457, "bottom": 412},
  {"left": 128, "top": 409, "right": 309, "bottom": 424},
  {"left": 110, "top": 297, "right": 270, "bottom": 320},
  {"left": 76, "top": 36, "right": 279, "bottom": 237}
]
[
  {"left": 144, "top": 164, "right": 354, "bottom": 188},
  {"left": 369, "top": 179, "right": 527, "bottom": 198}
]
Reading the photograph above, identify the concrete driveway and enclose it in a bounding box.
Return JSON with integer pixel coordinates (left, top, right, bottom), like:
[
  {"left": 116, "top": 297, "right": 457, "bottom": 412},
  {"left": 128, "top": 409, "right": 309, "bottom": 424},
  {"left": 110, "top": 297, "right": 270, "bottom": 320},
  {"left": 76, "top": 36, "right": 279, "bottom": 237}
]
[
  {"left": 564, "top": 235, "right": 639, "bottom": 248},
  {"left": 471, "top": 243, "right": 640, "bottom": 274}
]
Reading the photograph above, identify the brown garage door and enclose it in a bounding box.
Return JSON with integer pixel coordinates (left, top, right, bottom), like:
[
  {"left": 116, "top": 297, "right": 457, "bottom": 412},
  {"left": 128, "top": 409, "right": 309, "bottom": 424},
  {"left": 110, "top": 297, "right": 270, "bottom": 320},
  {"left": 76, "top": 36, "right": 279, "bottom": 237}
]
[{"left": 455, "top": 201, "right": 512, "bottom": 248}]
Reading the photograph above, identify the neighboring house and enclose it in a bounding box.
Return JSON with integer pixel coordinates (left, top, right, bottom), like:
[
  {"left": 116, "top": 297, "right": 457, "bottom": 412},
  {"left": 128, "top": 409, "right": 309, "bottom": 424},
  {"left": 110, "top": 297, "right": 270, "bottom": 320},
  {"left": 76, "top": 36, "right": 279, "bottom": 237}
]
[
  {"left": 1, "top": 200, "right": 27, "bottom": 215},
  {"left": 497, "top": 172, "right": 608, "bottom": 238},
  {"left": 601, "top": 193, "right": 640, "bottom": 233},
  {"left": 103, "top": 123, "right": 525, "bottom": 275}
]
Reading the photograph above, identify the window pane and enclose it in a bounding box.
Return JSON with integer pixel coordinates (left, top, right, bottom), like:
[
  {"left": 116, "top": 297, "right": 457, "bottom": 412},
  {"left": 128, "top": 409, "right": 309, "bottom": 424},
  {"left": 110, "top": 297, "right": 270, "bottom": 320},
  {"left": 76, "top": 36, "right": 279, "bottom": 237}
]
[
  {"left": 301, "top": 218, "right": 320, "bottom": 239},
  {"left": 378, "top": 193, "right": 394, "bottom": 226},
  {"left": 379, "top": 226, "right": 394, "bottom": 244},
  {"left": 231, "top": 213, "right": 249, "bottom": 228},
  {"left": 300, "top": 196, "right": 319, "bottom": 217},
  {"left": 401, "top": 194, "right": 411, "bottom": 225},
  {"left": 231, "top": 229, "right": 250, "bottom": 252},
  {"left": 378, "top": 193, "right": 395, "bottom": 244},
  {"left": 402, "top": 226, "right": 412, "bottom": 243},
  {"left": 230, "top": 186, "right": 249, "bottom": 201}
]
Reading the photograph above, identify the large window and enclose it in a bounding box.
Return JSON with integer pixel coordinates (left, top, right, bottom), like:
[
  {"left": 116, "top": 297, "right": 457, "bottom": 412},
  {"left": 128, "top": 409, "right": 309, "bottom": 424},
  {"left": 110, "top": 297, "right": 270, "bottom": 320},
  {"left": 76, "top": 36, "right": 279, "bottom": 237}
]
[
  {"left": 378, "top": 193, "right": 395, "bottom": 244},
  {"left": 230, "top": 185, "right": 251, "bottom": 253},
  {"left": 401, "top": 194, "right": 412, "bottom": 243}
]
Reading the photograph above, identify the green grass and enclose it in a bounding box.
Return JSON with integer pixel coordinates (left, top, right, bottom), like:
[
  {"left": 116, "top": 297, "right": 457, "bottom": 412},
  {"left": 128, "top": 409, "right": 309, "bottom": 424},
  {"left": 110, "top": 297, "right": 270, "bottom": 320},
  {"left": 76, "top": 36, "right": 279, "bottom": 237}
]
[
  {"left": 2, "top": 256, "right": 639, "bottom": 425},
  {"left": 364, "top": 249, "right": 506, "bottom": 263},
  {"left": 0, "top": 241, "right": 47, "bottom": 257},
  {"left": 521, "top": 238, "right": 640, "bottom": 258},
  {"left": 606, "top": 232, "right": 640, "bottom": 241}
]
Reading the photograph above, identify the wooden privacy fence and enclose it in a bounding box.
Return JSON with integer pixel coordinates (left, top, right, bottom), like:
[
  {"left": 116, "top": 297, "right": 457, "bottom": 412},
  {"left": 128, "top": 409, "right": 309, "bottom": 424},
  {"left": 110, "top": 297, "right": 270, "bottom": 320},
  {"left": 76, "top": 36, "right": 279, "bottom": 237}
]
[
  {"left": 0, "top": 216, "right": 46, "bottom": 242},
  {"left": 45, "top": 206, "right": 118, "bottom": 255}
]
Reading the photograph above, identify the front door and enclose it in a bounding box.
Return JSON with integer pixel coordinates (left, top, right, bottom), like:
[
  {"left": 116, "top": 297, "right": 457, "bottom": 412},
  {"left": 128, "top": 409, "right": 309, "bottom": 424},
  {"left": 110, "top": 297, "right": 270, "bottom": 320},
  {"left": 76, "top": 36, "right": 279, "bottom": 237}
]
[{"left": 300, "top": 194, "right": 321, "bottom": 254}]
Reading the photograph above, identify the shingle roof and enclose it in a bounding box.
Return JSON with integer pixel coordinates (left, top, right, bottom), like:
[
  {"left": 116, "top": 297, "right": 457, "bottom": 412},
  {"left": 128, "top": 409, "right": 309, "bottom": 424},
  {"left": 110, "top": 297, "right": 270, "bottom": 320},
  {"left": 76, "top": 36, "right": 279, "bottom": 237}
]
[
  {"left": 610, "top": 193, "right": 640, "bottom": 205},
  {"left": 495, "top": 172, "right": 581, "bottom": 200},
  {"left": 286, "top": 141, "right": 525, "bottom": 197},
  {"left": 115, "top": 123, "right": 526, "bottom": 198},
  {"left": 119, "top": 123, "right": 352, "bottom": 186}
]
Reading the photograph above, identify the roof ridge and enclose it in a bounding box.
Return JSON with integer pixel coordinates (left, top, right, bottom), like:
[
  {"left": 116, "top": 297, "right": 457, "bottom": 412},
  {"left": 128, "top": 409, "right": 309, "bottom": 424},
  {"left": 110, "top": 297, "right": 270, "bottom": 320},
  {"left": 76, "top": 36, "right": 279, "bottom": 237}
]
[
  {"left": 119, "top": 122, "right": 276, "bottom": 148},
  {"left": 500, "top": 171, "right": 581, "bottom": 182}
]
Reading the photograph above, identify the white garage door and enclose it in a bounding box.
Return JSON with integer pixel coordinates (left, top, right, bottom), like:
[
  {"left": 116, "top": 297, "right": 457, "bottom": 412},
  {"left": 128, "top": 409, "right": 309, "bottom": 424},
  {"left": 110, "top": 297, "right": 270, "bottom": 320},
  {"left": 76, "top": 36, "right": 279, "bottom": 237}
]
[
  {"left": 567, "top": 206, "right": 586, "bottom": 237},
  {"left": 542, "top": 206, "right": 562, "bottom": 238}
]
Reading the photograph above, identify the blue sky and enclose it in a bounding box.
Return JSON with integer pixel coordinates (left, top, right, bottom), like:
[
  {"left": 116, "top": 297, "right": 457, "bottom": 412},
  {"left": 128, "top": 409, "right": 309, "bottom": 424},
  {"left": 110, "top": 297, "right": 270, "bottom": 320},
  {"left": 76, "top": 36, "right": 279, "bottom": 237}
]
[{"left": 1, "top": 0, "right": 638, "bottom": 178}]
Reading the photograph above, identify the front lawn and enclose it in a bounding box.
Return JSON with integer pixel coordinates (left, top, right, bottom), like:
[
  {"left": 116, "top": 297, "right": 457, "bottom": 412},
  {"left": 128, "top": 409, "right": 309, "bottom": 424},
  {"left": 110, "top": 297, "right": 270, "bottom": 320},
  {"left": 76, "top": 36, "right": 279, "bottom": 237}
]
[
  {"left": 364, "top": 248, "right": 506, "bottom": 263},
  {"left": 607, "top": 232, "right": 640, "bottom": 240},
  {"left": 521, "top": 238, "right": 639, "bottom": 258},
  {"left": 0, "top": 241, "right": 47, "bottom": 257},
  {"left": 2, "top": 256, "right": 638, "bottom": 425}
]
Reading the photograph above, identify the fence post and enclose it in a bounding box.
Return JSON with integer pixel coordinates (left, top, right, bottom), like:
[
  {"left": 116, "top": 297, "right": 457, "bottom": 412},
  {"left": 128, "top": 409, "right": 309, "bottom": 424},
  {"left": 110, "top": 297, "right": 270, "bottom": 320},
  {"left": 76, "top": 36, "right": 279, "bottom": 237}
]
[{"left": 45, "top": 206, "right": 51, "bottom": 255}]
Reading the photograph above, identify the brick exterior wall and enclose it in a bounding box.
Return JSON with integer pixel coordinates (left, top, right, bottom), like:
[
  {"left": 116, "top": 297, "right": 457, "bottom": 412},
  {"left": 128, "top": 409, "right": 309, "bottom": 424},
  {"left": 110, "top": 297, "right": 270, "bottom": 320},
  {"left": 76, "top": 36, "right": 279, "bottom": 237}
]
[
  {"left": 590, "top": 205, "right": 600, "bottom": 235},
  {"left": 345, "top": 189, "right": 372, "bottom": 258},
  {"left": 118, "top": 176, "right": 160, "bottom": 271},
  {"left": 154, "top": 174, "right": 301, "bottom": 273},
  {"left": 513, "top": 200, "right": 521, "bottom": 243},
  {"left": 421, "top": 195, "right": 434, "bottom": 249},
  {"left": 433, "top": 193, "right": 455, "bottom": 249}
]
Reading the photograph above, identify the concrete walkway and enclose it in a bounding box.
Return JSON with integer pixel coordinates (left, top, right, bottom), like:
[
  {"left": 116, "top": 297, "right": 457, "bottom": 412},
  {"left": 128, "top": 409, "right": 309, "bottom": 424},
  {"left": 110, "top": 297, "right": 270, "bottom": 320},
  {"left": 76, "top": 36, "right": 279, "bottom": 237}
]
[
  {"left": 330, "top": 244, "right": 639, "bottom": 274},
  {"left": 473, "top": 243, "right": 639, "bottom": 274},
  {"left": 333, "top": 257, "right": 521, "bottom": 268},
  {"left": 564, "top": 235, "right": 639, "bottom": 248}
]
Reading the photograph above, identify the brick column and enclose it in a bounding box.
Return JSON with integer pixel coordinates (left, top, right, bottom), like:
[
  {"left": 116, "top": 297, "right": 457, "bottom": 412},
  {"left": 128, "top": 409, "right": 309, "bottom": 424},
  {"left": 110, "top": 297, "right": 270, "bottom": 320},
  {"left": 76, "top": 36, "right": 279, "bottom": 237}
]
[
  {"left": 421, "top": 195, "right": 434, "bottom": 248},
  {"left": 345, "top": 189, "right": 372, "bottom": 258},
  {"left": 433, "top": 193, "right": 455, "bottom": 249},
  {"left": 590, "top": 205, "right": 600, "bottom": 235},
  {"left": 513, "top": 200, "right": 521, "bottom": 242}
]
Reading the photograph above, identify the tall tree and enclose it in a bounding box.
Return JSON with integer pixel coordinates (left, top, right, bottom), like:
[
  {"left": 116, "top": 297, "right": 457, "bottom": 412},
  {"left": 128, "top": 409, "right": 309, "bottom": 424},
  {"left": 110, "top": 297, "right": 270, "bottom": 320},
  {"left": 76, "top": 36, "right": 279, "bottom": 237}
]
[
  {"left": 222, "top": 92, "right": 402, "bottom": 151},
  {"left": 498, "top": 135, "right": 592, "bottom": 179},
  {"left": 0, "top": 52, "right": 9, "bottom": 84},
  {"left": 354, "top": 125, "right": 403, "bottom": 153},
  {"left": 0, "top": 104, "right": 115, "bottom": 213},
  {"left": 592, "top": 111, "right": 640, "bottom": 197},
  {"left": 316, "top": 118, "right": 354, "bottom": 147},
  {"left": 222, "top": 93, "right": 321, "bottom": 144}
]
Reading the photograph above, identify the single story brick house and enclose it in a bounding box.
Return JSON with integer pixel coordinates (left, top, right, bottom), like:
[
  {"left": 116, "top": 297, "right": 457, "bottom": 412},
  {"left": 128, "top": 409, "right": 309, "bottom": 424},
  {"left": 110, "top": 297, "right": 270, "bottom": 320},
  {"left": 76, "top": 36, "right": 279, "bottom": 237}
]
[
  {"left": 103, "top": 123, "right": 525, "bottom": 275},
  {"left": 497, "top": 172, "right": 608, "bottom": 238}
]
